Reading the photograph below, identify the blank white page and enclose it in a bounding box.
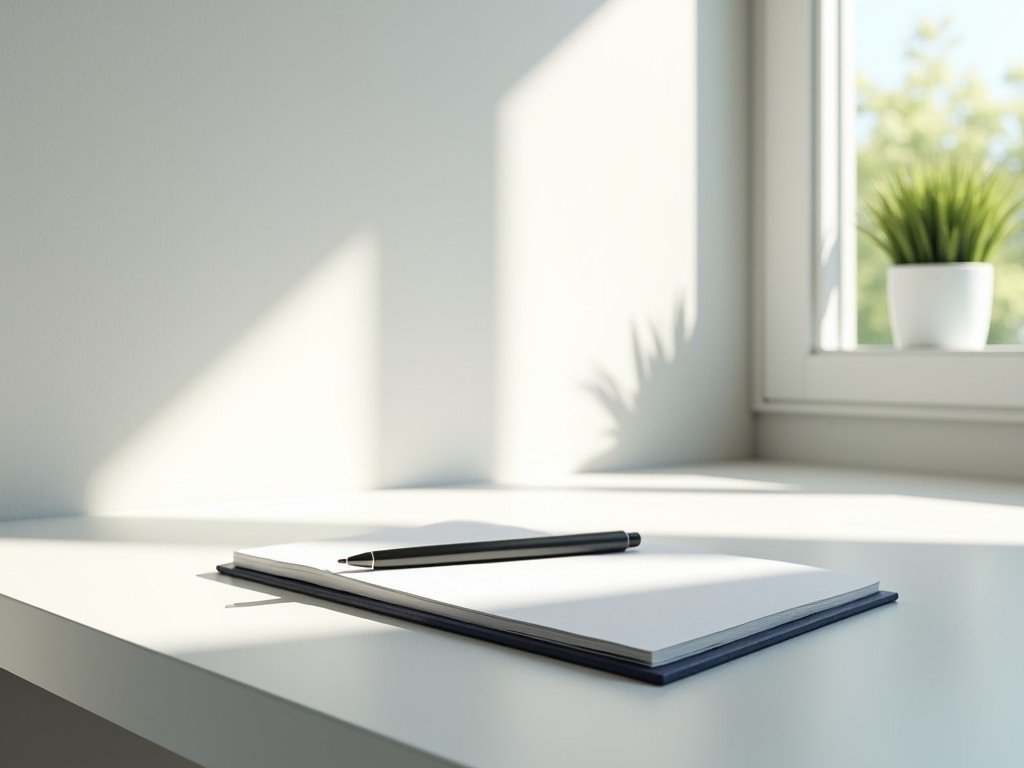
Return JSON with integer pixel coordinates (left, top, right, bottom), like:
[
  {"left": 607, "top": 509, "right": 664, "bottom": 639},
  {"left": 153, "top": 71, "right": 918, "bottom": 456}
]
[{"left": 235, "top": 521, "right": 878, "bottom": 659}]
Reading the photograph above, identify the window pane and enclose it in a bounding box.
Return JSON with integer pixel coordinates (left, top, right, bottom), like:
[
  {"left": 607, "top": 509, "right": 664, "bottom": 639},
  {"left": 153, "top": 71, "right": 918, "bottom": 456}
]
[{"left": 856, "top": 0, "right": 1024, "bottom": 344}]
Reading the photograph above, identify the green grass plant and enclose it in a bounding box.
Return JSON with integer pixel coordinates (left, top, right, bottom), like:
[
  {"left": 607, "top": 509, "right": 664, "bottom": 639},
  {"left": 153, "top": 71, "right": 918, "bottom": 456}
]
[{"left": 861, "top": 158, "right": 1023, "bottom": 264}]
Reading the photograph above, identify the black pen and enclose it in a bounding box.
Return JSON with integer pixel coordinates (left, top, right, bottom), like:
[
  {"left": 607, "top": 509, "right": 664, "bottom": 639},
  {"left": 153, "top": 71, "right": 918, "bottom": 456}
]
[{"left": 339, "top": 530, "right": 641, "bottom": 570}]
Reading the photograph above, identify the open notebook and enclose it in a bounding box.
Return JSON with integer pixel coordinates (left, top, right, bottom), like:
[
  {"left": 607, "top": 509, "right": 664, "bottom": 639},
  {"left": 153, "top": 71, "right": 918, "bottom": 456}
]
[{"left": 219, "top": 521, "right": 897, "bottom": 684}]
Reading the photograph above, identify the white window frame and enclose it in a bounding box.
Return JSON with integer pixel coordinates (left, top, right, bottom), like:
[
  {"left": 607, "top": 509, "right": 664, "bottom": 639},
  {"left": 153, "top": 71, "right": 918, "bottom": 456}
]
[{"left": 754, "top": 0, "right": 1024, "bottom": 424}]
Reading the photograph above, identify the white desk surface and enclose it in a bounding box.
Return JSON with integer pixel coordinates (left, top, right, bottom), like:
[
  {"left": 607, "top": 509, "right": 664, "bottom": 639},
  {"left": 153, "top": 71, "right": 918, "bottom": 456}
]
[{"left": 2, "top": 462, "right": 1023, "bottom": 768}]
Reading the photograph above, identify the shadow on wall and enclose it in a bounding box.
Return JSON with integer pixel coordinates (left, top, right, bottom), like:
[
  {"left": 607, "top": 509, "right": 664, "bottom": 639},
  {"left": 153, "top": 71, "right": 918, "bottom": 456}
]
[
  {"left": 582, "top": 302, "right": 689, "bottom": 472},
  {"left": 577, "top": 0, "right": 752, "bottom": 476},
  {"left": 0, "top": 1, "right": 610, "bottom": 517}
]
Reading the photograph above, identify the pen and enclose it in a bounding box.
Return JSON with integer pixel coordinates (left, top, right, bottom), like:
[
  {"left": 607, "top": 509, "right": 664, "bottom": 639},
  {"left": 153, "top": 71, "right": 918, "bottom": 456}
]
[{"left": 339, "top": 530, "right": 641, "bottom": 570}]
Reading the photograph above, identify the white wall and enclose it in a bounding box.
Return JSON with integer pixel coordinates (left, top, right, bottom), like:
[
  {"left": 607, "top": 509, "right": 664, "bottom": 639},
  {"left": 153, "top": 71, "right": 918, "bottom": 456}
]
[{"left": 1, "top": 0, "right": 752, "bottom": 518}]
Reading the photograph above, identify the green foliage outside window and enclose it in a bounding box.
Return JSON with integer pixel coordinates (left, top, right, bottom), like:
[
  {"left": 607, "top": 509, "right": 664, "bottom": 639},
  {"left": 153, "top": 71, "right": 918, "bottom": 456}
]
[{"left": 857, "top": 17, "right": 1024, "bottom": 344}]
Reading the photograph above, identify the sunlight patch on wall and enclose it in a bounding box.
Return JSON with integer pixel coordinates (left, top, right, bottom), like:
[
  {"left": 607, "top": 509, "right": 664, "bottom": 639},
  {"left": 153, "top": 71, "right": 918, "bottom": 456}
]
[
  {"left": 87, "top": 231, "right": 379, "bottom": 512},
  {"left": 496, "top": 0, "right": 697, "bottom": 482}
]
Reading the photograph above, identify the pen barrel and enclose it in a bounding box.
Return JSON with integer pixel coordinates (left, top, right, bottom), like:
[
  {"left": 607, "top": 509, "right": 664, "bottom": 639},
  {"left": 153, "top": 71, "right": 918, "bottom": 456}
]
[{"left": 359, "top": 531, "right": 640, "bottom": 569}]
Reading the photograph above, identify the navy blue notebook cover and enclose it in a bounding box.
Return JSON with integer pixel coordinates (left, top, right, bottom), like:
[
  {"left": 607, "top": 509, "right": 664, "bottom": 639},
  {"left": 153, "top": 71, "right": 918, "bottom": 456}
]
[{"left": 216, "top": 564, "right": 897, "bottom": 686}]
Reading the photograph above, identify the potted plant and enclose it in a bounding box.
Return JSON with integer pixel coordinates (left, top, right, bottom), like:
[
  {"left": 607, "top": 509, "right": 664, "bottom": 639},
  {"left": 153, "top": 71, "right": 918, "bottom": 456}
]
[{"left": 862, "top": 157, "right": 1023, "bottom": 350}]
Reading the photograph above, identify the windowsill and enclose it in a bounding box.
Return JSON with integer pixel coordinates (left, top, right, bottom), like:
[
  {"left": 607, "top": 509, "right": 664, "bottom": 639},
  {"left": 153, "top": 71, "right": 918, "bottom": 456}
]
[
  {"left": 756, "top": 396, "right": 1024, "bottom": 422},
  {"left": 820, "top": 345, "right": 1024, "bottom": 356}
]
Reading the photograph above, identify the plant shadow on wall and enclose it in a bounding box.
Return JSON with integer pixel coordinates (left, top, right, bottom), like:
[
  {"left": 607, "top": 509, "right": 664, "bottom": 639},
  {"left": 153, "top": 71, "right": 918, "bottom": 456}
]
[{"left": 581, "top": 302, "right": 690, "bottom": 472}]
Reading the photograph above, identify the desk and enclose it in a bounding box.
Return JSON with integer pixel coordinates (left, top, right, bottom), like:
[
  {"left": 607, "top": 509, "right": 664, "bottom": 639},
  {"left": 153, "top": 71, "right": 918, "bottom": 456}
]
[{"left": 1, "top": 462, "right": 1023, "bottom": 767}]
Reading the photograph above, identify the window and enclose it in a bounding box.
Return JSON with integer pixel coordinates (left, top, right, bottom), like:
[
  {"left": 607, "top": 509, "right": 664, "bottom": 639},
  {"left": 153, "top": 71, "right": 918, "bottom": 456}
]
[
  {"left": 855, "top": 0, "right": 1024, "bottom": 346},
  {"left": 756, "top": 0, "right": 1024, "bottom": 419}
]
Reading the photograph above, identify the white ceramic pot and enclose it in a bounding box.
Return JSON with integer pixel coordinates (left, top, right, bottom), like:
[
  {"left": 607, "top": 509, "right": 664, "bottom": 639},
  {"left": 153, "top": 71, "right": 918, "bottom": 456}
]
[{"left": 886, "top": 262, "right": 994, "bottom": 350}]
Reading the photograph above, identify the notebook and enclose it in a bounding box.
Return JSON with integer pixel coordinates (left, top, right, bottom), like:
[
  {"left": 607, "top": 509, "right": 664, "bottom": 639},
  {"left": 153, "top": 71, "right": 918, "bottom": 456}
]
[{"left": 218, "top": 521, "right": 897, "bottom": 685}]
